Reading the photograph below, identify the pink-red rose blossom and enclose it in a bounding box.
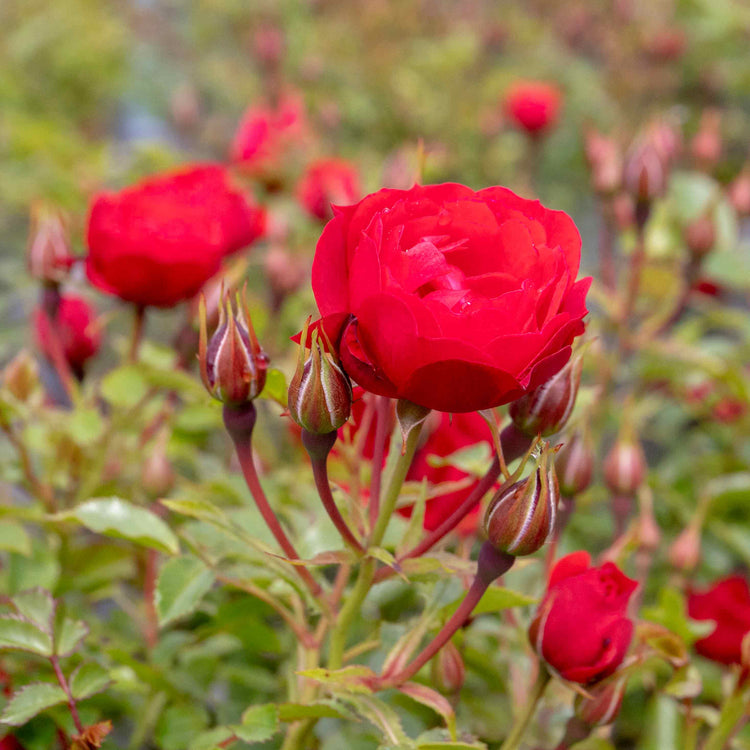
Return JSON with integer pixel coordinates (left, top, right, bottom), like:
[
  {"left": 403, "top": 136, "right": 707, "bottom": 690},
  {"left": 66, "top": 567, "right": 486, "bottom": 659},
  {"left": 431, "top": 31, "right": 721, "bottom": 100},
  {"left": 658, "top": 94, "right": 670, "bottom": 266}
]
[
  {"left": 688, "top": 575, "right": 750, "bottom": 665},
  {"left": 296, "top": 158, "right": 362, "bottom": 221},
  {"left": 504, "top": 81, "right": 562, "bottom": 135},
  {"left": 529, "top": 551, "right": 637, "bottom": 684},
  {"left": 86, "top": 165, "right": 265, "bottom": 308},
  {"left": 33, "top": 295, "right": 101, "bottom": 373},
  {"left": 310, "top": 183, "right": 590, "bottom": 413}
]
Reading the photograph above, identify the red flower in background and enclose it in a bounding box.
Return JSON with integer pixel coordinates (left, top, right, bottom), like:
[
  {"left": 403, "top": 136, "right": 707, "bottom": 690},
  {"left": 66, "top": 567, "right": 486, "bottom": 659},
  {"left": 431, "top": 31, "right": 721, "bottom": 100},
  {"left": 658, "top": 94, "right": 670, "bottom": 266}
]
[
  {"left": 33, "top": 295, "right": 100, "bottom": 375},
  {"left": 231, "top": 94, "right": 308, "bottom": 173},
  {"left": 296, "top": 158, "right": 361, "bottom": 221},
  {"left": 529, "top": 551, "right": 637, "bottom": 683},
  {"left": 688, "top": 576, "right": 750, "bottom": 665},
  {"left": 86, "top": 165, "right": 265, "bottom": 308},
  {"left": 504, "top": 81, "right": 562, "bottom": 135},
  {"left": 310, "top": 183, "right": 589, "bottom": 412}
]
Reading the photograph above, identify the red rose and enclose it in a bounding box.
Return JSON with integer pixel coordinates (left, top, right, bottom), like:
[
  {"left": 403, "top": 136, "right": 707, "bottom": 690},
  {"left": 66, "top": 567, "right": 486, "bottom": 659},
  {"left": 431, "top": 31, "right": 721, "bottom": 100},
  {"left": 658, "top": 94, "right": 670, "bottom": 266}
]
[
  {"left": 504, "top": 81, "right": 562, "bottom": 135},
  {"left": 230, "top": 94, "right": 308, "bottom": 173},
  {"left": 404, "top": 411, "right": 493, "bottom": 534},
  {"left": 296, "top": 158, "right": 362, "bottom": 222},
  {"left": 33, "top": 295, "right": 101, "bottom": 374},
  {"left": 688, "top": 576, "right": 750, "bottom": 665},
  {"left": 310, "top": 183, "right": 590, "bottom": 412},
  {"left": 529, "top": 551, "right": 637, "bottom": 683},
  {"left": 86, "top": 165, "right": 265, "bottom": 308}
]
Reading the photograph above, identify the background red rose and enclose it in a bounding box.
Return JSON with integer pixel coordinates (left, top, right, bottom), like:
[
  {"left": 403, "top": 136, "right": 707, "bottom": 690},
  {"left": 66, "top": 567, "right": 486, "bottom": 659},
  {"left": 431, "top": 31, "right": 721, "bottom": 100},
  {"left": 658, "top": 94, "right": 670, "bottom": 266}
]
[
  {"left": 311, "top": 183, "right": 590, "bottom": 412},
  {"left": 504, "top": 80, "right": 562, "bottom": 135},
  {"left": 33, "top": 294, "right": 100, "bottom": 374},
  {"left": 688, "top": 575, "right": 750, "bottom": 665},
  {"left": 529, "top": 551, "right": 637, "bottom": 683},
  {"left": 296, "top": 158, "right": 361, "bottom": 221},
  {"left": 86, "top": 165, "right": 265, "bottom": 308}
]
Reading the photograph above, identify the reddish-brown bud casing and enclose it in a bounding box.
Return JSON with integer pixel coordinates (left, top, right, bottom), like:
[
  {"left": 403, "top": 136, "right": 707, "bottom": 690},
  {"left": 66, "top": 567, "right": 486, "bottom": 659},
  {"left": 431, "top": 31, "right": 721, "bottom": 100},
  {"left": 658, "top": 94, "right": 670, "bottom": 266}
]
[
  {"left": 575, "top": 678, "right": 627, "bottom": 727},
  {"left": 555, "top": 430, "right": 594, "bottom": 496},
  {"left": 603, "top": 435, "right": 646, "bottom": 496}
]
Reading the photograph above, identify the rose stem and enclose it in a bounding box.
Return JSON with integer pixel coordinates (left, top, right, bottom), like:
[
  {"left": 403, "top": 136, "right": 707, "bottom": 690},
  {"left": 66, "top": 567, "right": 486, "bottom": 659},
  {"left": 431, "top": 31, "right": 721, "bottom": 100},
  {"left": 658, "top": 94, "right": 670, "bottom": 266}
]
[
  {"left": 368, "top": 396, "right": 392, "bottom": 531},
  {"left": 702, "top": 673, "right": 750, "bottom": 750},
  {"left": 327, "top": 420, "right": 424, "bottom": 669},
  {"left": 619, "top": 206, "right": 649, "bottom": 343},
  {"left": 223, "top": 403, "right": 323, "bottom": 600},
  {"left": 378, "top": 543, "right": 515, "bottom": 688},
  {"left": 301, "top": 430, "right": 365, "bottom": 554},
  {"left": 498, "top": 666, "right": 551, "bottom": 750},
  {"left": 50, "top": 654, "right": 84, "bottom": 735},
  {"left": 128, "top": 304, "right": 147, "bottom": 364},
  {"left": 373, "top": 424, "right": 531, "bottom": 584}
]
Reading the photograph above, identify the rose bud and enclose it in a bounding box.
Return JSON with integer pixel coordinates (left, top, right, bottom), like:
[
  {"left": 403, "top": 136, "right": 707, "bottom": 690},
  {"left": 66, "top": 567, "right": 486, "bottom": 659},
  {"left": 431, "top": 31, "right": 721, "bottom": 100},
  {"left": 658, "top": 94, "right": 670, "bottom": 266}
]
[
  {"left": 431, "top": 640, "right": 466, "bottom": 695},
  {"left": 603, "top": 431, "right": 646, "bottom": 497},
  {"left": 141, "top": 429, "right": 176, "bottom": 498},
  {"left": 575, "top": 678, "right": 627, "bottom": 727},
  {"left": 199, "top": 287, "right": 268, "bottom": 405},
  {"left": 27, "top": 202, "right": 75, "bottom": 284},
  {"left": 503, "top": 80, "right": 562, "bottom": 136},
  {"left": 688, "top": 576, "right": 750, "bottom": 665},
  {"left": 509, "top": 356, "right": 582, "bottom": 437},
  {"left": 296, "top": 158, "right": 361, "bottom": 222},
  {"left": 685, "top": 214, "right": 716, "bottom": 259},
  {"left": 33, "top": 294, "right": 101, "bottom": 379},
  {"left": 2, "top": 350, "right": 39, "bottom": 402},
  {"left": 668, "top": 524, "right": 701, "bottom": 572},
  {"left": 484, "top": 445, "right": 558, "bottom": 557},
  {"left": 624, "top": 138, "right": 668, "bottom": 207},
  {"left": 528, "top": 551, "right": 637, "bottom": 683},
  {"left": 729, "top": 171, "right": 750, "bottom": 216},
  {"left": 690, "top": 109, "right": 722, "bottom": 171},
  {"left": 555, "top": 429, "right": 594, "bottom": 497},
  {"left": 288, "top": 323, "right": 352, "bottom": 435},
  {"left": 584, "top": 129, "right": 623, "bottom": 196}
]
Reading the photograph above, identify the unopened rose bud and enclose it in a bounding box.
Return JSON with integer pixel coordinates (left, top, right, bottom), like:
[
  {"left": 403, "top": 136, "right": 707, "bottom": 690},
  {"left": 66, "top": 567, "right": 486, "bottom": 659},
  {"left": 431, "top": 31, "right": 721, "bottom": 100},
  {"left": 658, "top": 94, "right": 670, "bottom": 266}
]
[
  {"left": 484, "top": 446, "right": 558, "bottom": 557},
  {"left": 431, "top": 640, "right": 466, "bottom": 695},
  {"left": 669, "top": 524, "right": 701, "bottom": 572},
  {"left": 624, "top": 139, "right": 667, "bottom": 206},
  {"left": 141, "top": 429, "right": 175, "bottom": 498},
  {"left": 575, "top": 678, "right": 627, "bottom": 727},
  {"left": 199, "top": 287, "right": 268, "bottom": 405},
  {"left": 685, "top": 214, "right": 716, "bottom": 259},
  {"left": 2, "top": 350, "right": 38, "bottom": 402},
  {"left": 27, "top": 202, "right": 75, "bottom": 284},
  {"left": 288, "top": 323, "right": 352, "bottom": 435},
  {"left": 691, "top": 109, "right": 722, "bottom": 171},
  {"left": 585, "top": 129, "right": 623, "bottom": 195},
  {"left": 510, "top": 357, "right": 582, "bottom": 437},
  {"left": 604, "top": 433, "right": 646, "bottom": 497},
  {"left": 555, "top": 429, "right": 594, "bottom": 496},
  {"left": 729, "top": 171, "right": 750, "bottom": 216},
  {"left": 649, "top": 119, "right": 682, "bottom": 167}
]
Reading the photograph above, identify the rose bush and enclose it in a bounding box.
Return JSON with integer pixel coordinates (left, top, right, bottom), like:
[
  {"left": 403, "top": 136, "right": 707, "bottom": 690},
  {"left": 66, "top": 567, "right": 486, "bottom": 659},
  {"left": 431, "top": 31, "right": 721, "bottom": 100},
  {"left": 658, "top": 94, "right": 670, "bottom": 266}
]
[
  {"left": 310, "top": 183, "right": 590, "bottom": 412},
  {"left": 529, "top": 551, "right": 637, "bottom": 683},
  {"left": 688, "top": 575, "right": 750, "bottom": 665},
  {"left": 86, "top": 165, "right": 265, "bottom": 308}
]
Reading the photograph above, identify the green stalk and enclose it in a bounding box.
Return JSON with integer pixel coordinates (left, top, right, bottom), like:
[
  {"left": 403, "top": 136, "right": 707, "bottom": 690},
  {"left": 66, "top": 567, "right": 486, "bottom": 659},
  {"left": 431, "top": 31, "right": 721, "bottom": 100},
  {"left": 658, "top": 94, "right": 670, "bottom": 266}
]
[
  {"left": 499, "top": 668, "right": 551, "bottom": 750},
  {"left": 703, "top": 677, "right": 749, "bottom": 750}
]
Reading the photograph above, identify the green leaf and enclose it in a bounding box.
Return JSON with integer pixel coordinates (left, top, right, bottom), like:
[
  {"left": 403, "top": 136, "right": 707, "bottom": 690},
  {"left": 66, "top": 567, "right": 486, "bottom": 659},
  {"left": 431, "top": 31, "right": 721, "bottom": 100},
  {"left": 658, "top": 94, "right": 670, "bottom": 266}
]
[
  {"left": 155, "top": 555, "right": 215, "bottom": 627},
  {"left": 277, "top": 702, "right": 348, "bottom": 722},
  {"left": 161, "top": 498, "right": 229, "bottom": 524},
  {"left": 64, "top": 498, "right": 179, "bottom": 554},
  {"left": 441, "top": 586, "right": 536, "bottom": 619},
  {"left": 642, "top": 588, "right": 712, "bottom": 647},
  {"left": 298, "top": 666, "right": 376, "bottom": 693},
  {"left": 66, "top": 408, "right": 105, "bottom": 446},
  {"left": 100, "top": 365, "right": 149, "bottom": 409},
  {"left": 188, "top": 726, "right": 235, "bottom": 750},
  {"left": 233, "top": 704, "right": 279, "bottom": 743},
  {"left": 156, "top": 703, "right": 210, "bottom": 750},
  {"left": 0, "top": 683, "right": 67, "bottom": 726},
  {"left": 0, "top": 522, "right": 32, "bottom": 556},
  {"left": 12, "top": 589, "right": 54, "bottom": 632},
  {"left": 54, "top": 616, "right": 89, "bottom": 656},
  {"left": 0, "top": 617, "right": 53, "bottom": 656},
  {"left": 259, "top": 368, "right": 287, "bottom": 407},
  {"left": 70, "top": 662, "right": 111, "bottom": 700},
  {"left": 399, "top": 683, "right": 456, "bottom": 738}
]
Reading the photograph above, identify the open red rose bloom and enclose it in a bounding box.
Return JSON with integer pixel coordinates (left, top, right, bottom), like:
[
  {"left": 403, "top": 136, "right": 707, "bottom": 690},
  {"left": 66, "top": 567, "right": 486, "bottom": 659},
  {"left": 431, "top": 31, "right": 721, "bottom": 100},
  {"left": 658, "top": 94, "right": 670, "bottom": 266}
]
[
  {"left": 311, "top": 183, "right": 590, "bottom": 412},
  {"left": 529, "top": 551, "right": 637, "bottom": 684},
  {"left": 86, "top": 165, "right": 266, "bottom": 308}
]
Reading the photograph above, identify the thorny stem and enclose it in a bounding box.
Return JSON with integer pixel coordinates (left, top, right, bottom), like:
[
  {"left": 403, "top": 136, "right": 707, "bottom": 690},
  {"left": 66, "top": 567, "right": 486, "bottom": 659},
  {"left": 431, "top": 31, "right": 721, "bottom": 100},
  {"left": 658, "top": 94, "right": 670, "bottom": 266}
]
[
  {"left": 223, "top": 403, "right": 323, "bottom": 601},
  {"left": 368, "top": 396, "right": 392, "bottom": 531},
  {"left": 379, "top": 544, "right": 515, "bottom": 688},
  {"left": 498, "top": 666, "right": 551, "bottom": 750},
  {"left": 327, "top": 421, "right": 424, "bottom": 670},
  {"left": 302, "top": 430, "right": 365, "bottom": 554},
  {"left": 50, "top": 654, "right": 84, "bottom": 735},
  {"left": 128, "top": 305, "right": 147, "bottom": 364}
]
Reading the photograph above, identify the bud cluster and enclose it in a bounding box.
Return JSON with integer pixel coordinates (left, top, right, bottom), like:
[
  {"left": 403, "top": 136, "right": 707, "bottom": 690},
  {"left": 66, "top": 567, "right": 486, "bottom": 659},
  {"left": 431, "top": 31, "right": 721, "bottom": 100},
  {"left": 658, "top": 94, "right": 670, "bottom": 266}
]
[{"left": 199, "top": 286, "right": 269, "bottom": 405}]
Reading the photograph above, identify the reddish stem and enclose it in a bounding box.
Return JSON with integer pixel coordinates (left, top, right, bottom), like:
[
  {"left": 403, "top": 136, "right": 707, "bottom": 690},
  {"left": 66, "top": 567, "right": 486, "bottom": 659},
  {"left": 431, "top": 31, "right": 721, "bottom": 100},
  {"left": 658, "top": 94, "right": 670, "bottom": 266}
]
[
  {"left": 223, "top": 404, "right": 323, "bottom": 600},
  {"left": 368, "top": 396, "right": 392, "bottom": 531},
  {"left": 128, "top": 305, "right": 146, "bottom": 364},
  {"left": 50, "top": 654, "right": 84, "bottom": 735}
]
